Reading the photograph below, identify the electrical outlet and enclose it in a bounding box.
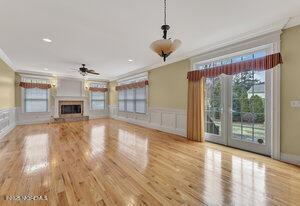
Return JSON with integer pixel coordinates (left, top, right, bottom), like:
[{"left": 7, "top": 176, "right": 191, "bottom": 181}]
[{"left": 290, "top": 101, "right": 300, "bottom": 108}]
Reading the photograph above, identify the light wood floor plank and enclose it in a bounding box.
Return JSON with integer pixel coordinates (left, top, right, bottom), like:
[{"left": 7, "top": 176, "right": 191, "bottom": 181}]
[{"left": 0, "top": 118, "right": 299, "bottom": 205}]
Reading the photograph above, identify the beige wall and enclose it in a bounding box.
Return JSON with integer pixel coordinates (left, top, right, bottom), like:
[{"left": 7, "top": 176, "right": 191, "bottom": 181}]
[
  {"left": 281, "top": 25, "right": 300, "bottom": 156},
  {"left": 109, "top": 59, "right": 190, "bottom": 110},
  {"left": 109, "top": 81, "right": 117, "bottom": 105},
  {"left": 148, "top": 59, "right": 190, "bottom": 109},
  {"left": 15, "top": 74, "right": 21, "bottom": 107},
  {"left": 0, "top": 59, "right": 15, "bottom": 109}
]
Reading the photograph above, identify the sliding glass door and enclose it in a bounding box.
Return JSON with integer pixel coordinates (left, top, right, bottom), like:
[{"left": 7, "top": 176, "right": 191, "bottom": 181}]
[{"left": 204, "top": 50, "right": 271, "bottom": 156}]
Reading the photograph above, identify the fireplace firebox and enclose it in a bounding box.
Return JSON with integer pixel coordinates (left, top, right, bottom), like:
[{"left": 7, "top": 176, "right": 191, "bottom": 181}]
[
  {"left": 61, "top": 105, "right": 81, "bottom": 114},
  {"left": 59, "top": 101, "right": 83, "bottom": 118}
]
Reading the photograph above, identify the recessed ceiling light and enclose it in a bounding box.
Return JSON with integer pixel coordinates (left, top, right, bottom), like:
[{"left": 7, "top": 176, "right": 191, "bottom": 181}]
[
  {"left": 44, "top": 68, "right": 49, "bottom": 71},
  {"left": 128, "top": 59, "right": 133, "bottom": 62},
  {"left": 43, "top": 38, "right": 52, "bottom": 43}
]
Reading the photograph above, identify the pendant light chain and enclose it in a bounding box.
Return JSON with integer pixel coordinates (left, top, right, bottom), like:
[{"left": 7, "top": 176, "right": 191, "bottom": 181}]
[{"left": 164, "top": 0, "right": 167, "bottom": 25}]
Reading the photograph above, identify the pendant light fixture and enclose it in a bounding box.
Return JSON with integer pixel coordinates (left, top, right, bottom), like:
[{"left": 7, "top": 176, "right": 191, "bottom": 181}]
[{"left": 150, "top": 0, "right": 181, "bottom": 62}]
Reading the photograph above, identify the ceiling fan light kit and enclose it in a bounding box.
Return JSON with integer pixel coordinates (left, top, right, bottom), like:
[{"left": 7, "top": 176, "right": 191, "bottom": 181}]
[{"left": 150, "top": 0, "right": 181, "bottom": 62}]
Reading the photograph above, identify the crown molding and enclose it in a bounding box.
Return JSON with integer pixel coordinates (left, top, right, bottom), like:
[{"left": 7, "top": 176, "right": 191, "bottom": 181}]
[
  {"left": 284, "top": 15, "right": 300, "bottom": 29},
  {"left": 17, "top": 70, "right": 55, "bottom": 77},
  {"left": 0, "top": 48, "right": 15, "bottom": 70},
  {"left": 110, "top": 18, "right": 289, "bottom": 81},
  {"left": 16, "top": 69, "right": 109, "bottom": 81}
]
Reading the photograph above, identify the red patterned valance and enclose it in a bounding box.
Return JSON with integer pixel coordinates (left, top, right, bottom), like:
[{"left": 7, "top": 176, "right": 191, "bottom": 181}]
[
  {"left": 187, "top": 53, "right": 283, "bottom": 81},
  {"left": 89, "top": 87, "right": 108, "bottom": 92},
  {"left": 19, "top": 82, "right": 52, "bottom": 89},
  {"left": 116, "top": 80, "right": 149, "bottom": 91}
]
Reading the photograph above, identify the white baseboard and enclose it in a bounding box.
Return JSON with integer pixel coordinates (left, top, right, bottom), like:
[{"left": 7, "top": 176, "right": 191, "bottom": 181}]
[
  {"left": 0, "top": 107, "right": 16, "bottom": 139},
  {"left": 280, "top": 153, "right": 300, "bottom": 166}
]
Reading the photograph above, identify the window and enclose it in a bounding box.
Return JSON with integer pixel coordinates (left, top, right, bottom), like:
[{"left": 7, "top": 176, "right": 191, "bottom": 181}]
[
  {"left": 135, "top": 87, "right": 147, "bottom": 113},
  {"left": 90, "top": 82, "right": 107, "bottom": 110},
  {"left": 24, "top": 88, "right": 48, "bottom": 113},
  {"left": 194, "top": 50, "right": 267, "bottom": 70},
  {"left": 118, "top": 87, "right": 147, "bottom": 114},
  {"left": 22, "top": 77, "right": 49, "bottom": 113},
  {"left": 118, "top": 90, "right": 126, "bottom": 111},
  {"left": 91, "top": 92, "right": 105, "bottom": 110}
]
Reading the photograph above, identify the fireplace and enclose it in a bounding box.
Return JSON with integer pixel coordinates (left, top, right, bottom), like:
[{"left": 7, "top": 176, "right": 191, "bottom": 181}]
[
  {"left": 61, "top": 105, "right": 81, "bottom": 115},
  {"left": 59, "top": 101, "right": 83, "bottom": 118}
]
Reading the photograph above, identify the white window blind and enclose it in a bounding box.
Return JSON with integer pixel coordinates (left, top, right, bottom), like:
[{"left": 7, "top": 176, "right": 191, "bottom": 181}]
[
  {"left": 117, "top": 73, "right": 148, "bottom": 114},
  {"left": 91, "top": 92, "right": 105, "bottom": 110},
  {"left": 117, "top": 87, "right": 147, "bottom": 114}
]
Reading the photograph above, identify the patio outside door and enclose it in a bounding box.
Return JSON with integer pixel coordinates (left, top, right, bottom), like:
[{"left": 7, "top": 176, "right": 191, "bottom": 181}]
[{"left": 204, "top": 51, "right": 271, "bottom": 156}]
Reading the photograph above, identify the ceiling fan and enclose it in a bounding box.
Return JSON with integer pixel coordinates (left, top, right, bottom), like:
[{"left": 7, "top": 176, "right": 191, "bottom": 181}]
[{"left": 77, "top": 64, "right": 99, "bottom": 76}]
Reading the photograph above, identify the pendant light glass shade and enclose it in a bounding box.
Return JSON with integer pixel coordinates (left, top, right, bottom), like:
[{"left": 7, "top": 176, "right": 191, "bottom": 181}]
[
  {"left": 150, "top": 0, "right": 181, "bottom": 61},
  {"left": 150, "top": 39, "right": 181, "bottom": 57}
]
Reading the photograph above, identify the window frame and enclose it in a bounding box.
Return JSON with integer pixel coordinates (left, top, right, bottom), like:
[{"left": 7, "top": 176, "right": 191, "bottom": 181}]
[
  {"left": 90, "top": 91, "right": 106, "bottom": 110},
  {"left": 89, "top": 81, "right": 108, "bottom": 111},
  {"left": 117, "top": 86, "right": 148, "bottom": 114},
  {"left": 22, "top": 87, "right": 50, "bottom": 113}
]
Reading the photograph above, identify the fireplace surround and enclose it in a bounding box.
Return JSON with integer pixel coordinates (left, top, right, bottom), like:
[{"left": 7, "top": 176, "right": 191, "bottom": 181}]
[{"left": 59, "top": 101, "right": 83, "bottom": 118}]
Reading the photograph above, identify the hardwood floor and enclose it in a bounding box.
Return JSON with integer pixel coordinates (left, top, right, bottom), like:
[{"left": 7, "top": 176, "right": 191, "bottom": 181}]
[{"left": 0, "top": 119, "right": 299, "bottom": 206}]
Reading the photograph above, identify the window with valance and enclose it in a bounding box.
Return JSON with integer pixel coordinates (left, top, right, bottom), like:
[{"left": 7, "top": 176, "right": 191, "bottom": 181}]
[
  {"left": 89, "top": 82, "right": 108, "bottom": 110},
  {"left": 186, "top": 43, "right": 282, "bottom": 157},
  {"left": 117, "top": 76, "right": 148, "bottom": 114},
  {"left": 20, "top": 77, "right": 51, "bottom": 113}
]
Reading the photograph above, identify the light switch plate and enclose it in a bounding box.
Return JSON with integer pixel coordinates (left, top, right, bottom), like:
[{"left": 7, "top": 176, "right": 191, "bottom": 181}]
[{"left": 290, "top": 101, "right": 300, "bottom": 107}]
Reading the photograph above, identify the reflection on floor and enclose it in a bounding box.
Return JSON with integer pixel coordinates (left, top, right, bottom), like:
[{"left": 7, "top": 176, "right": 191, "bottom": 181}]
[{"left": 0, "top": 119, "right": 299, "bottom": 205}]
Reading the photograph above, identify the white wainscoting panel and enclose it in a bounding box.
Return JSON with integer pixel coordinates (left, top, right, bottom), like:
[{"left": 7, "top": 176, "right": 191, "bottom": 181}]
[
  {"left": 161, "top": 112, "right": 176, "bottom": 129},
  {"left": 109, "top": 105, "right": 118, "bottom": 118},
  {"left": 150, "top": 111, "right": 161, "bottom": 126},
  {"left": 16, "top": 107, "right": 53, "bottom": 125},
  {"left": 110, "top": 106, "right": 187, "bottom": 137},
  {"left": 89, "top": 109, "right": 109, "bottom": 119},
  {"left": 0, "top": 108, "right": 16, "bottom": 139}
]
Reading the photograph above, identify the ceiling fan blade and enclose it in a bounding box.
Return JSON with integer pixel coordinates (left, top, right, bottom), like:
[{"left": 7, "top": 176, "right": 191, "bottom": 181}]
[{"left": 87, "top": 70, "right": 100, "bottom": 75}]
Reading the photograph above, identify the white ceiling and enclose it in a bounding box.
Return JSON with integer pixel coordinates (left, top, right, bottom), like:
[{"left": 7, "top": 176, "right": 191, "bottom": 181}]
[{"left": 1, "top": 0, "right": 300, "bottom": 80}]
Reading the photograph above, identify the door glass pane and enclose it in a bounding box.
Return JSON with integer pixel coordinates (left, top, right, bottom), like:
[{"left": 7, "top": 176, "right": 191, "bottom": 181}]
[
  {"left": 232, "top": 70, "right": 266, "bottom": 144},
  {"left": 205, "top": 77, "right": 221, "bottom": 135}
]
